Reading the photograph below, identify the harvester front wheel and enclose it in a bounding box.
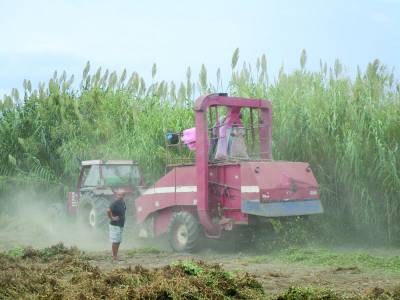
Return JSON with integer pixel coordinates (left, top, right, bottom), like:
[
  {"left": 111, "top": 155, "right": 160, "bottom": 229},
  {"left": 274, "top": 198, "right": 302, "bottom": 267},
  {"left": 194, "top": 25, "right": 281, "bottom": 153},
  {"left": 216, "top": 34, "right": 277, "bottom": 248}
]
[{"left": 168, "top": 211, "right": 200, "bottom": 252}]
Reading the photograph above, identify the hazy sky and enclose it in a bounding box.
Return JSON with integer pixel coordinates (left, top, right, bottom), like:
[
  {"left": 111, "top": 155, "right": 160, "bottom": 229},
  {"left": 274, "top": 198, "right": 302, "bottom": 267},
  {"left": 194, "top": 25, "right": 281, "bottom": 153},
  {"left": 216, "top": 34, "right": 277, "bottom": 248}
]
[{"left": 0, "top": 0, "right": 399, "bottom": 96}]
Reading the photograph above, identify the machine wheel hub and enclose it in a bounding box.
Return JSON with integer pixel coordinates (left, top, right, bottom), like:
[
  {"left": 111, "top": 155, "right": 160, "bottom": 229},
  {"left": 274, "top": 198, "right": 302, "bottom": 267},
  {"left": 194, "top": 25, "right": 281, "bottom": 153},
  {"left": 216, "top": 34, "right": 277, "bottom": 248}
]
[
  {"left": 89, "top": 207, "right": 96, "bottom": 227},
  {"left": 175, "top": 224, "right": 189, "bottom": 246}
]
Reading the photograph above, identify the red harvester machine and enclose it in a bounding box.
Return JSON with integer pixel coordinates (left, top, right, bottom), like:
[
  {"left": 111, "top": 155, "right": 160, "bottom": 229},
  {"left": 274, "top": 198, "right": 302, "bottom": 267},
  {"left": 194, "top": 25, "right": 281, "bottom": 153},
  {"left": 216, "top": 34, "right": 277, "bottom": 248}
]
[{"left": 136, "top": 94, "right": 323, "bottom": 252}]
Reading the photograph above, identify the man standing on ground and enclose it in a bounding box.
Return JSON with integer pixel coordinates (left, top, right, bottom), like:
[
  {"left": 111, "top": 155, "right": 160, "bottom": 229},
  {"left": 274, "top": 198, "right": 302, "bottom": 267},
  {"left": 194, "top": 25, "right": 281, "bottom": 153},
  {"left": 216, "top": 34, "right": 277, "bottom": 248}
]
[{"left": 107, "top": 189, "right": 126, "bottom": 261}]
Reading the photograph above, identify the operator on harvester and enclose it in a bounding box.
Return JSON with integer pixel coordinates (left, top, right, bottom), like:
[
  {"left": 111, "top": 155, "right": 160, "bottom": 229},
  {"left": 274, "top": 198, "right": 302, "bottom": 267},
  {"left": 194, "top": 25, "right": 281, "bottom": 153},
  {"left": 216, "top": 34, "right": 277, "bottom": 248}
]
[
  {"left": 107, "top": 189, "right": 126, "bottom": 261},
  {"left": 213, "top": 108, "right": 248, "bottom": 160}
]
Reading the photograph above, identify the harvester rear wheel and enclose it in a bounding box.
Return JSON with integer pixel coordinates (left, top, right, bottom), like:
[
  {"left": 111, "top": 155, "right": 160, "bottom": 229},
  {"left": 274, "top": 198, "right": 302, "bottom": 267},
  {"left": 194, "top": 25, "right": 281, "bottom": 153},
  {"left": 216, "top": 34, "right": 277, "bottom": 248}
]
[{"left": 168, "top": 211, "right": 200, "bottom": 252}]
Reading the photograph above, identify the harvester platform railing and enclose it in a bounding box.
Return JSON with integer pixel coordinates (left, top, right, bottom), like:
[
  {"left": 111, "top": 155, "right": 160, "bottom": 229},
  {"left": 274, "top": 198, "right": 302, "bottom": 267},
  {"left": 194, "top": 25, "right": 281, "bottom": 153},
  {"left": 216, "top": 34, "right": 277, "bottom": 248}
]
[{"left": 165, "top": 122, "right": 269, "bottom": 169}]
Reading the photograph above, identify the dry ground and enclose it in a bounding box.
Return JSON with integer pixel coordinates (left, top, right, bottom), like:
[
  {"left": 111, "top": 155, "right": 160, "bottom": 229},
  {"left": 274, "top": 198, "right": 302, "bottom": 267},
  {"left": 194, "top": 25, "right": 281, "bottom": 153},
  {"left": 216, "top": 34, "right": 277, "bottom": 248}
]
[
  {"left": 1, "top": 212, "right": 399, "bottom": 299},
  {"left": 90, "top": 247, "right": 400, "bottom": 298}
]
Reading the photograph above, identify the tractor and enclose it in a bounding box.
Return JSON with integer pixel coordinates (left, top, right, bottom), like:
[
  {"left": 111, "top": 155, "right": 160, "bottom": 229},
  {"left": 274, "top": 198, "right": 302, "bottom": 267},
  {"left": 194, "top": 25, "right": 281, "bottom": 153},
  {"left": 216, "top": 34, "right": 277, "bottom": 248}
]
[
  {"left": 135, "top": 94, "right": 323, "bottom": 252},
  {"left": 67, "top": 160, "right": 143, "bottom": 228}
]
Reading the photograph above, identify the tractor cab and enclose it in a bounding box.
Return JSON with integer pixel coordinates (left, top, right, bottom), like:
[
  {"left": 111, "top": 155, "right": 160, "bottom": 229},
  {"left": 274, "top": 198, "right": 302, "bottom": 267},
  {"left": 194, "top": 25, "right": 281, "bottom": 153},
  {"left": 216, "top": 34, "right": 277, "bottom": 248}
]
[
  {"left": 79, "top": 160, "right": 142, "bottom": 192},
  {"left": 67, "top": 160, "right": 143, "bottom": 228}
]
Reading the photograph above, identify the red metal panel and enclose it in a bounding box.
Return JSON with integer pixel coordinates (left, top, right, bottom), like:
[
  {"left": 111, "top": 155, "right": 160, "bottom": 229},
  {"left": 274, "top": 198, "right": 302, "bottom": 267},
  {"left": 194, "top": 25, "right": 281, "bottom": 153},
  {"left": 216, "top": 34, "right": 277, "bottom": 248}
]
[
  {"left": 135, "top": 166, "right": 199, "bottom": 223},
  {"left": 135, "top": 168, "right": 176, "bottom": 223},
  {"left": 195, "top": 109, "right": 220, "bottom": 236},
  {"left": 155, "top": 168, "right": 176, "bottom": 188},
  {"left": 67, "top": 192, "right": 78, "bottom": 214},
  {"left": 208, "top": 165, "right": 222, "bottom": 216},
  {"left": 175, "top": 165, "right": 197, "bottom": 206},
  {"left": 154, "top": 209, "right": 173, "bottom": 236},
  {"left": 175, "top": 165, "right": 196, "bottom": 186},
  {"left": 260, "top": 108, "right": 272, "bottom": 159},
  {"left": 221, "top": 164, "right": 241, "bottom": 207},
  {"left": 194, "top": 94, "right": 271, "bottom": 111},
  {"left": 208, "top": 164, "right": 248, "bottom": 224},
  {"left": 221, "top": 165, "right": 247, "bottom": 222},
  {"left": 175, "top": 193, "right": 197, "bottom": 206},
  {"left": 240, "top": 161, "right": 319, "bottom": 202}
]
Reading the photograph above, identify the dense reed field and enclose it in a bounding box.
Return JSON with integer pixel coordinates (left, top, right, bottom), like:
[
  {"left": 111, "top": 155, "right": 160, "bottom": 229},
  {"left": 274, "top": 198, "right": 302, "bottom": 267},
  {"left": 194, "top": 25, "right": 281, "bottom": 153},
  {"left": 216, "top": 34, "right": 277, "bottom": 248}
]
[{"left": 0, "top": 50, "right": 399, "bottom": 244}]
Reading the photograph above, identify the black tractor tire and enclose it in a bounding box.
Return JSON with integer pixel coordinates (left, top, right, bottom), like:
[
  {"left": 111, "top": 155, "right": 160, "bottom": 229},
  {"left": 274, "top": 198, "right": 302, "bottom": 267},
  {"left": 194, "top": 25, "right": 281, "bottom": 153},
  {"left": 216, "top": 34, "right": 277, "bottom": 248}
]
[
  {"left": 78, "top": 194, "right": 109, "bottom": 229},
  {"left": 168, "top": 211, "right": 201, "bottom": 252}
]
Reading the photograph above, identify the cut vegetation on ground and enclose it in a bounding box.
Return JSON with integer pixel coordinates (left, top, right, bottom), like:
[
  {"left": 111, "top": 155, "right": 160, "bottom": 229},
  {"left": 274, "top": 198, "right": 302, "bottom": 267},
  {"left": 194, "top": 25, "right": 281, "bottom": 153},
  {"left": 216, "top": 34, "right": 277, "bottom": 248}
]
[
  {"left": 0, "top": 244, "right": 263, "bottom": 299},
  {"left": 248, "top": 248, "right": 400, "bottom": 274},
  {"left": 1, "top": 244, "right": 400, "bottom": 299}
]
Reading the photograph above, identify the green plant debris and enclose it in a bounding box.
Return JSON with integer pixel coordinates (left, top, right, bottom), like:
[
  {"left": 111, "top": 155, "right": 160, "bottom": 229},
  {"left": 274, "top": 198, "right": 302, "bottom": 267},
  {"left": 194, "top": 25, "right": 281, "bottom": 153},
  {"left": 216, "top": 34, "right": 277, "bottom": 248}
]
[
  {"left": 275, "top": 286, "right": 400, "bottom": 300},
  {"left": 173, "top": 260, "right": 205, "bottom": 276},
  {"left": 125, "top": 246, "right": 165, "bottom": 257},
  {"left": 276, "top": 286, "right": 340, "bottom": 300},
  {"left": 5, "top": 242, "right": 82, "bottom": 261},
  {"left": 7, "top": 245, "right": 25, "bottom": 259},
  {"left": 0, "top": 246, "right": 264, "bottom": 299},
  {"left": 2, "top": 244, "right": 400, "bottom": 299},
  {"left": 249, "top": 248, "right": 400, "bottom": 273}
]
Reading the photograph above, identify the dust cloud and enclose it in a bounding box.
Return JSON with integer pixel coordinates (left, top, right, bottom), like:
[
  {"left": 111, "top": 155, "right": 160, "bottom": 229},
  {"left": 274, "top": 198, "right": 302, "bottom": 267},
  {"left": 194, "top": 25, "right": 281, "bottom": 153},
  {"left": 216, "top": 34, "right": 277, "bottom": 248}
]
[{"left": 0, "top": 190, "right": 145, "bottom": 252}]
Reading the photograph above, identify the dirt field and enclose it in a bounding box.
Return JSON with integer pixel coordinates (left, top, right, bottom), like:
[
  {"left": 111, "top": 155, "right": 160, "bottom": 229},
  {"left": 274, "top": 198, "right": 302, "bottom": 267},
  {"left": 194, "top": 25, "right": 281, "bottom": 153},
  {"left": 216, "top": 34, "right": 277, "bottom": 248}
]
[
  {"left": 90, "top": 248, "right": 400, "bottom": 298},
  {"left": 2, "top": 236, "right": 400, "bottom": 298},
  {"left": 1, "top": 208, "right": 400, "bottom": 299}
]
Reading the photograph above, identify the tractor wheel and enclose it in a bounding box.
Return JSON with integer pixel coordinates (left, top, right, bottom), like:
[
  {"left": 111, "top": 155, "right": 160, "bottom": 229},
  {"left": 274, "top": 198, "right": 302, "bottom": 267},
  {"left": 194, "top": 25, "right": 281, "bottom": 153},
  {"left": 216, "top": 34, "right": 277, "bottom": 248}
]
[
  {"left": 78, "top": 194, "right": 109, "bottom": 229},
  {"left": 168, "top": 211, "right": 200, "bottom": 252}
]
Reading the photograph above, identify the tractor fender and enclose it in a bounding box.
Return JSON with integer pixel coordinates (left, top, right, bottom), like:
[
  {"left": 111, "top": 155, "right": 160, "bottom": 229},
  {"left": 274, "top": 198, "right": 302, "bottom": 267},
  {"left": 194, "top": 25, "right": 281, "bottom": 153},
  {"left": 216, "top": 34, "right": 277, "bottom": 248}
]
[{"left": 67, "top": 191, "right": 79, "bottom": 214}]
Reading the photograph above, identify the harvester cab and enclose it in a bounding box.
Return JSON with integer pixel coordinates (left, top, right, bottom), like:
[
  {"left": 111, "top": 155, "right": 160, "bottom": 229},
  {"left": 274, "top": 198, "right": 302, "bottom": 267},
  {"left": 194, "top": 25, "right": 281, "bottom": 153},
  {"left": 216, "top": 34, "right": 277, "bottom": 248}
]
[
  {"left": 136, "top": 94, "right": 323, "bottom": 252},
  {"left": 67, "top": 160, "right": 143, "bottom": 228}
]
